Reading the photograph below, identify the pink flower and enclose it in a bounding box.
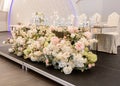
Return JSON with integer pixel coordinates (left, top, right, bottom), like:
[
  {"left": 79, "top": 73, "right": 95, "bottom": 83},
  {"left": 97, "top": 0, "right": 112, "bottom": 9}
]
[
  {"left": 43, "top": 48, "right": 47, "bottom": 54},
  {"left": 57, "top": 27, "right": 63, "bottom": 32},
  {"left": 75, "top": 41, "right": 85, "bottom": 51},
  {"left": 45, "top": 59, "right": 49, "bottom": 66},
  {"left": 84, "top": 31, "right": 92, "bottom": 39},
  {"left": 49, "top": 25, "right": 55, "bottom": 31},
  {"left": 60, "top": 40, "right": 65, "bottom": 44},
  {"left": 67, "top": 26, "right": 78, "bottom": 33},
  {"left": 88, "top": 64, "right": 92, "bottom": 69},
  {"left": 51, "top": 36, "right": 60, "bottom": 45}
]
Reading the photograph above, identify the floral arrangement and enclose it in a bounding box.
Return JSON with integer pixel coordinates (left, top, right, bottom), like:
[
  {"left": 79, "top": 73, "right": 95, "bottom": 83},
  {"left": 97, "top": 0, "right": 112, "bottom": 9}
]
[{"left": 4, "top": 25, "right": 97, "bottom": 74}]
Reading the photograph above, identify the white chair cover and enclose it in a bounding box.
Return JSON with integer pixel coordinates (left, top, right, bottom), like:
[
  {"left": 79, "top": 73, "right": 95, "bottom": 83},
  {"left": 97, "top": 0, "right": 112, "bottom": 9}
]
[
  {"left": 91, "top": 13, "right": 101, "bottom": 25},
  {"left": 103, "top": 12, "right": 120, "bottom": 33},
  {"left": 107, "top": 12, "right": 120, "bottom": 26}
]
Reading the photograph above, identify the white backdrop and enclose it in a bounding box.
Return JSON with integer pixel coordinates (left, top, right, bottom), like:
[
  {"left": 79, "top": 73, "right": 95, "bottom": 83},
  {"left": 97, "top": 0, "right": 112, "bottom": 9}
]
[
  {"left": 11, "top": 0, "right": 120, "bottom": 24},
  {"left": 11, "top": 0, "right": 73, "bottom": 24}
]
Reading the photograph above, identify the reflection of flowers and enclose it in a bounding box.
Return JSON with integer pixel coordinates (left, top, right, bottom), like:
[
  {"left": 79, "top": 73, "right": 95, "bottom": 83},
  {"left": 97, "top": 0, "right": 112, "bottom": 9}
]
[{"left": 4, "top": 25, "right": 97, "bottom": 74}]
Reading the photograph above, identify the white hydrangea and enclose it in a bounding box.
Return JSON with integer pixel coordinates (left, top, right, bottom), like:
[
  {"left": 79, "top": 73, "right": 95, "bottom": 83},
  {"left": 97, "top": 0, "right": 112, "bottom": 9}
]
[
  {"left": 62, "top": 46, "right": 72, "bottom": 53},
  {"left": 16, "top": 36, "right": 25, "bottom": 45},
  {"left": 8, "top": 48, "right": 14, "bottom": 53},
  {"left": 59, "top": 61, "right": 67, "bottom": 68},
  {"left": 73, "top": 54, "right": 87, "bottom": 67}
]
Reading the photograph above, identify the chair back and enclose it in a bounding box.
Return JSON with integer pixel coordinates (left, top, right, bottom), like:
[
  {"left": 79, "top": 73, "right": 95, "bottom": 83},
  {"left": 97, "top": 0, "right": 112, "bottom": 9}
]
[
  {"left": 107, "top": 12, "right": 120, "bottom": 26},
  {"left": 92, "top": 13, "right": 101, "bottom": 24}
]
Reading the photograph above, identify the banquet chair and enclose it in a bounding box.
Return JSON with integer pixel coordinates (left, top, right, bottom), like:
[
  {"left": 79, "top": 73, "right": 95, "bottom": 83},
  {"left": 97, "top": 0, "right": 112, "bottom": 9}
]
[
  {"left": 102, "top": 12, "right": 120, "bottom": 33},
  {"left": 90, "top": 13, "right": 102, "bottom": 33},
  {"left": 95, "top": 12, "right": 120, "bottom": 54}
]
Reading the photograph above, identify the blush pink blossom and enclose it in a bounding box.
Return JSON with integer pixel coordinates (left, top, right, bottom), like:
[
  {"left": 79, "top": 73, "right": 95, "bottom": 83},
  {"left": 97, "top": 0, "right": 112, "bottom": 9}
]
[
  {"left": 88, "top": 64, "right": 92, "bottom": 69},
  {"left": 67, "top": 26, "right": 78, "bottom": 33},
  {"left": 49, "top": 25, "right": 55, "bottom": 31},
  {"left": 51, "top": 36, "right": 60, "bottom": 45},
  {"left": 84, "top": 31, "right": 92, "bottom": 39},
  {"left": 45, "top": 59, "right": 49, "bottom": 66},
  {"left": 75, "top": 41, "right": 85, "bottom": 51}
]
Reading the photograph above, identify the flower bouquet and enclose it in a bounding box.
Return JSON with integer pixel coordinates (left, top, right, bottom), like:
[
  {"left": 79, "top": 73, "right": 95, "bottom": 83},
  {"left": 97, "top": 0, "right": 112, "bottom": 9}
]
[{"left": 4, "top": 25, "right": 97, "bottom": 74}]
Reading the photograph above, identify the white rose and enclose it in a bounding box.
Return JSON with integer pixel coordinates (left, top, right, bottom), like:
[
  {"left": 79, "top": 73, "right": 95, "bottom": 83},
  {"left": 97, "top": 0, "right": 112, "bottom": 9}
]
[
  {"left": 18, "top": 47, "right": 23, "bottom": 51},
  {"left": 30, "top": 56, "right": 38, "bottom": 62},
  {"left": 9, "top": 39, "right": 14, "bottom": 43},
  {"left": 38, "top": 37, "right": 45, "bottom": 44},
  {"left": 56, "top": 52, "right": 63, "bottom": 60},
  {"left": 2, "top": 41, "right": 6, "bottom": 44},
  {"left": 63, "top": 52, "right": 70, "bottom": 59},
  {"left": 34, "top": 41, "right": 41, "bottom": 49},
  {"left": 71, "top": 34, "right": 75, "bottom": 38},
  {"left": 32, "top": 29, "right": 37, "bottom": 34},
  {"left": 17, "top": 52, "right": 23, "bottom": 56},
  {"left": 34, "top": 51, "right": 42, "bottom": 56},
  {"left": 8, "top": 48, "right": 14, "bottom": 53},
  {"left": 63, "top": 66, "right": 73, "bottom": 74},
  {"left": 16, "top": 37, "right": 25, "bottom": 45},
  {"left": 73, "top": 54, "right": 87, "bottom": 67}
]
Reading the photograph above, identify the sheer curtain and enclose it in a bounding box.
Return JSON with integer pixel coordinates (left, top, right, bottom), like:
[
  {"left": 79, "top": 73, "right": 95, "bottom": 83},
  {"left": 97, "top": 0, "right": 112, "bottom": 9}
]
[
  {"left": 0, "top": 0, "right": 12, "bottom": 11},
  {"left": 0, "top": 0, "right": 4, "bottom": 11}
]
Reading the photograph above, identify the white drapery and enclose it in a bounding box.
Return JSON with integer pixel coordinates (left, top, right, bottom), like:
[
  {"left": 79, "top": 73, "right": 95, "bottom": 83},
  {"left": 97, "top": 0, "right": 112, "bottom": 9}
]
[
  {"left": 0, "top": 0, "right": 4, "bottom": 10},
  {"left": 0, "top": 0, "right": 12, "bottom": 11}
]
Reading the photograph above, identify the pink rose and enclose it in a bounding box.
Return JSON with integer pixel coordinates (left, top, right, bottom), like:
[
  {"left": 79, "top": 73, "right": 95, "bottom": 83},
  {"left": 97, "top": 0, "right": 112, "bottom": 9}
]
[
  {"left": 49, "top": 25, "right": 55, "bottom": 31},
  {"left": 57, "top": 27, "right": 63, "bottom": 32},
  {"left": 84, "top": 31, "right": 92, "bottom": 39},
  {"left": 75, "top": 41, "right": 85, "bottom": 51},
  {"left": 88, "top": 64, "right": 92, "bottom": 69},
  {"left": 43, "top": 48, "right": 47, "bottom": 54},
  {"left": 45, "top": 59, "right": 49, "bottom": 66},
  {"left": 51, "top": 36, "right": 60, "bottom": 45},
  {"left": 67, "top": 26, "right": 78, "bottom": 33}
]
